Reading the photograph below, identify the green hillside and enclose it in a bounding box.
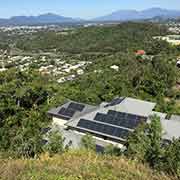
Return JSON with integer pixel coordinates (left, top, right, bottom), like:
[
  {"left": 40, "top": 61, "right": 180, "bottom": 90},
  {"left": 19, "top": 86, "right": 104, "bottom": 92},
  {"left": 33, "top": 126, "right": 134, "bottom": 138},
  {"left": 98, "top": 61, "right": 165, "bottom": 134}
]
[
  {"left": 0, "top": 150, "right": 174, "bottom": 180},
  {"left": 16, "top": 22, "right": 169, "bottom": 53}
]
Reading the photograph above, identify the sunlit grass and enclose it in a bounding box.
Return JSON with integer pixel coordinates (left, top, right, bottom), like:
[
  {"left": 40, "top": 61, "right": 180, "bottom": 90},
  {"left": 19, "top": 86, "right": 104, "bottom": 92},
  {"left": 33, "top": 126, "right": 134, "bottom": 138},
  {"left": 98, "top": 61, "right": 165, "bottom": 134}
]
[{"left": 0, "top": 150, "right": 175, "bottom": 180}]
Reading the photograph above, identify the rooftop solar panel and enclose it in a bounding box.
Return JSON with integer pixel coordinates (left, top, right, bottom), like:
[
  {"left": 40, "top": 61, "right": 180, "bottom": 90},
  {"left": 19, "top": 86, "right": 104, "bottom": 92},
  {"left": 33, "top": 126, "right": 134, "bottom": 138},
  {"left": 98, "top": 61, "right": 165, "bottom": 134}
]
[
  {"left": 77, "top": 119, "right": 130, "bottom": 140},
  {"left": 58, "top": 107, "right": 76, "bottom": 118},
  {"left": 94, "top": 113, "right": 107, "bottom": 121},
  {"left": 68, "top": 102, "right": 85, "bottom": 112},
  {"left": 94, "top": 111, "right": 147, "bottom": 129},
  {"left": 104, "top": 125, "right": 114, "bottom": 135},
  {"left": 108, "top": 110, "right": 126, "bottom": 117},
  {"left": 113, "top": 127, "right": 129, "bottom": 139},
  {"left": 58, "top": 107, "right": 66, "bottom": 115},
  {"left": 106, "top": 115, "right": 115, "bottom": 124}
]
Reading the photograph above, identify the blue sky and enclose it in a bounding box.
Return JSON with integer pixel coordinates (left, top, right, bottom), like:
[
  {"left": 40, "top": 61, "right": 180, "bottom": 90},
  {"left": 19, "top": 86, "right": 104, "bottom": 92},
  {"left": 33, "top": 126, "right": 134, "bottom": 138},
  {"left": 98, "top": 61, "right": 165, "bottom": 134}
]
[{"left": 1, "top": 0, "right": 180, "bottom": 19}]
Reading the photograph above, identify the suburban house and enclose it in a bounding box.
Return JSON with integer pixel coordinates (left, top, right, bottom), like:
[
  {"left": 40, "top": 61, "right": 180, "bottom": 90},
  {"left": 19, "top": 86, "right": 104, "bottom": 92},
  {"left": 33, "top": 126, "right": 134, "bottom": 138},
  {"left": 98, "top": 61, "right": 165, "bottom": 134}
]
[
  {"left": 135, "top": 50, "right": 146, "bottom": 56},
  {"left": 48, "top": 97, "right": 180, "bottom": 150}
]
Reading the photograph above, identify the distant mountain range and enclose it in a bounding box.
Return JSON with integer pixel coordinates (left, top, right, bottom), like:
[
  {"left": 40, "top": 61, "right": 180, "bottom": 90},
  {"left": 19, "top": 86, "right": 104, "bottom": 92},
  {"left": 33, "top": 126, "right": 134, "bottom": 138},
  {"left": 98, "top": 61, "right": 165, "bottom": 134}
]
[
  {"left": 1, "top": 8, "right": 180, "bottom": 25},
  {"left": 0, "top": 13, "right": 81, "bottom": 25},
  {"left": 93, "top": 8, "right": 180, "bottom": 22}
]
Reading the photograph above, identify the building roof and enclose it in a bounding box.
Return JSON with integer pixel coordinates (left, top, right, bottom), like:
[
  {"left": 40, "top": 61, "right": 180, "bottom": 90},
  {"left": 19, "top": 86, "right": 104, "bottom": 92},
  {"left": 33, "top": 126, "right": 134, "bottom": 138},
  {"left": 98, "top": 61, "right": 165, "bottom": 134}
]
[
  {"left": 66, "top": 97, "right": 156, "bottom": 127},
  {"left": 66, "top": 97, "right": 156, "bottom": 142},
  {"left": 48, "top": 97, "right": 180, "bottom": 144},
  {"left": 148, "top": 112, "right": 180, "bottom": 141},
  {"left": 113, "top": 97, "right": 156, "bottom": 117},
  {"left": 150, "top": 111, "right": 167, "bottom": 120},
  {"left": 161, "top": 116, "right": 180, "bottom": 140},
  {"left": 47, "top": 100, "right": 97, "bottom": 121},
  {"left": 135, "top": 50, "right": 146, "bottom": 55},
  {"left": 170, "top": 115, "right": 180, "bottom": 121}
]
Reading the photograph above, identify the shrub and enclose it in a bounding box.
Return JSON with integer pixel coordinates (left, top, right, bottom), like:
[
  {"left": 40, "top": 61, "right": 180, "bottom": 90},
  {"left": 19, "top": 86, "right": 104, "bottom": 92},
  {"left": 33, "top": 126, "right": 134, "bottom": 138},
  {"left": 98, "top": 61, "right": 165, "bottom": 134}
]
[
  {"left": 80, "top": 134, "right": 96, "bottom": 151},
  {"left": 160, "top": 138, "right": 180, "bottom": 177},
  {"left": 43, "top": 131, "right": 65, "bottom": 155},
  {"left": 104, "top": 144, "right": 122, "bottom": 156}
]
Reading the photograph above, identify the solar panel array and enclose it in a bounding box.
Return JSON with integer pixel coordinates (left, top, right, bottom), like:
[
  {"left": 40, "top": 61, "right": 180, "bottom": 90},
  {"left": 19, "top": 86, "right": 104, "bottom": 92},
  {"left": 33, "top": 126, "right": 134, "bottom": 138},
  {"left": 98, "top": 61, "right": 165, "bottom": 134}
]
[
  {"left": 76, "top": 108, "right": 147, "bottom": 141},
  {"left": 94, "top": 111, "right": 147, "bottom": 129},
  {"left": 58, "top": 102, "right": 85, "bottom": 119},
  {"left": 77, "top": 119, "right": 129, "bottom": 139},
  {"left": 68, "top": 103, "right": 85, "bottom": 112},
  {"left": 61, "top": 100, "right": 147, "bottom": 141}
]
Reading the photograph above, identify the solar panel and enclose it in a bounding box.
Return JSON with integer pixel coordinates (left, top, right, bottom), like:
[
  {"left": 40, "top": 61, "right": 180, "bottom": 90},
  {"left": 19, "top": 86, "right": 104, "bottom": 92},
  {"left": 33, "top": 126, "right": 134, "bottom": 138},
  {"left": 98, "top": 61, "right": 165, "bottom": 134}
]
[
  {"left": 94, "top": 113, "right": 107, "bottom": 122},
  {"left": 77, "top": 119, "right": 130, "bottom": 139},
  {"left": 58, "top": 107, "right": 76, "bottom": 117},
  {"left": 58, "top": 107, "right": 66, "bottom": 114},
  {"left": 78, "top": 118, "right": 87, "bottom": 127},
  {"left": 106, "top": 115, "right": 115, "bottom": 124},
  {"left": 104, "top": 125, "right": 114, "bottom": 135},
  {"left": 115, "top": 113, "right": 147, "bottom": 129},
  {"left": 68, "top": 102, "right": 85, "bottom": 112},
  {"left": 108, "top": 110, "right": 126, "bottom": 117},
  {"left": 113, "top": 127, "right": 129, "bottom": 139},
  {"left": 94, "top": 111, "right": 147, "bottom": 129}
]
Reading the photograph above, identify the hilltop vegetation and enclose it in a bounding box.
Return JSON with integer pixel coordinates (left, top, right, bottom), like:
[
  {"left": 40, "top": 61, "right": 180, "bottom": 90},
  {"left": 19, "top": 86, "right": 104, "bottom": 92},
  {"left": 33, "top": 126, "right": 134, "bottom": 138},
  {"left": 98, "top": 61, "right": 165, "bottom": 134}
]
[{"left": 0, "top": 150, "right": 174, "bottom": 180}]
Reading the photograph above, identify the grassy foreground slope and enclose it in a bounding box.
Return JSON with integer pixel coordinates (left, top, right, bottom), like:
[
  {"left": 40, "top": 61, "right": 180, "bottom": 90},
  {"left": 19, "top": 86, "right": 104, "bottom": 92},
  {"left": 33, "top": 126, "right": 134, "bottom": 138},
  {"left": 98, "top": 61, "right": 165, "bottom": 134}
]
[{"left": 0, "top": 151, "right": 174, "bottom": 180}]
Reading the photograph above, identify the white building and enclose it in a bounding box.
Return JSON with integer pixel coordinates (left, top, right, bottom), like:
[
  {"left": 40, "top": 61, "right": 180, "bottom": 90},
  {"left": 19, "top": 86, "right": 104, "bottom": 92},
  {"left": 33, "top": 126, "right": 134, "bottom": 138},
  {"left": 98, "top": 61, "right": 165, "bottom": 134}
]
[
  {"left": 77, "top": 69, "right": 84, "bottom": 75},
  {"left": 48, "top": 97, "right": 180, "bottom": 151},
  {"left": 48, "top": 97, "right": 160, "bottom": 150},
  {"left": 110, "top": 65, "right": 119, "bottom": 71}
]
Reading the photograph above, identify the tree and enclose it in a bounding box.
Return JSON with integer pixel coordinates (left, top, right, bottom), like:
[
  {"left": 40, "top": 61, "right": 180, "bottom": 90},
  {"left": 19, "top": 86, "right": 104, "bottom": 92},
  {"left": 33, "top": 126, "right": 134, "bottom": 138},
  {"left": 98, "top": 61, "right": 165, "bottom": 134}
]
[
  {"left": 10, "top": 110, "right": 44, "bottom": 158},
  {"left": 145, "top": 115, "right": 163, "bottom": 168},
  {"left": 126, "top": 115, "right": 163, "bottom": 168}
]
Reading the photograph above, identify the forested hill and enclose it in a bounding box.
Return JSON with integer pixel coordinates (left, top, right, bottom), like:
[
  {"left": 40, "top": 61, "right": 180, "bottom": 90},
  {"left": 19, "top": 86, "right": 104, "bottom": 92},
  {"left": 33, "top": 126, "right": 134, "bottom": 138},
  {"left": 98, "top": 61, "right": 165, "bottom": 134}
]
[{"left": 16, "top": 22, "right": 169, "bottom": 53}]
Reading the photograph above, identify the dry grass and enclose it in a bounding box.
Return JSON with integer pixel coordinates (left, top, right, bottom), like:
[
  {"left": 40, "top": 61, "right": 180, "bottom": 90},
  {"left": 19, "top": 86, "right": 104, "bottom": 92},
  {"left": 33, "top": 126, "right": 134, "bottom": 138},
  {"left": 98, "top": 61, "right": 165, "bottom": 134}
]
[{"left": 0, "top": 150, "right": 176, "bottom": 180}]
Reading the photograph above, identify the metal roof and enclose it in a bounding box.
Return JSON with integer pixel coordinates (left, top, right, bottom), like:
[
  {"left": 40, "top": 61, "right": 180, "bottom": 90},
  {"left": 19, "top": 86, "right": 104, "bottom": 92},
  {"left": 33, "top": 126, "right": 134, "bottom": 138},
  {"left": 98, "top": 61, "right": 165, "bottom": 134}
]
[
  {"left": 115, "top": 97, "right": 156, "bottom": 117},
  {"left": 160, "top": 115, "right": 180, "bottom": 140},
  {"left": 161, "top": 118, "right": 180, "bottom": 140},
  {"left": 170, "top": 115, "right": 180, "bottom": 121},
  {"left": 150, "top": 111, "right": 167, "bottom": 120},
  {"left": 48, "top": 98, "right": 180, "bottom": 143},
  {"left": 66, "top": 97, "right": 155, "bottom": 142}
]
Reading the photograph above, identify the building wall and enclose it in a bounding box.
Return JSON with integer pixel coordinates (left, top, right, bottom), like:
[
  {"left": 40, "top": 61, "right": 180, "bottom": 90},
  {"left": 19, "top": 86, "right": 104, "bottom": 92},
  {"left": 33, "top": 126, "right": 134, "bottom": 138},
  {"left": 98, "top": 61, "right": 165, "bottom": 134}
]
[
  {"left": 72, "top": 129, "right": 124, "bottom": 149},
  {"left": 52, "top": 117, "right": 67, "bottom": 127}
]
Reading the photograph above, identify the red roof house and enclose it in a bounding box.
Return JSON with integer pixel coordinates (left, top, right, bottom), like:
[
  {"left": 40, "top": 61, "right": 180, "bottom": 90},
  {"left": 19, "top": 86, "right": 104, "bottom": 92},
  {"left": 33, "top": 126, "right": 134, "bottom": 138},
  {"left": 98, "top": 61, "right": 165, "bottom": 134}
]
[{"left": 135, "top": 50, "right": 146, "bottom": 56}]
